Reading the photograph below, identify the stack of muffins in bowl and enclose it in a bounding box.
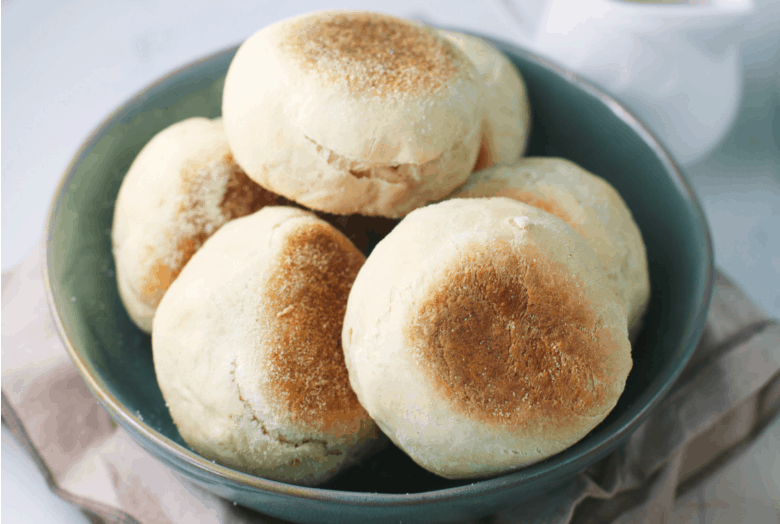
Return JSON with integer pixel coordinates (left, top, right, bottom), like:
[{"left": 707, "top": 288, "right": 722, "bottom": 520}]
[{"left": 112, "top": 10, "right": 649, "bottom": 492}]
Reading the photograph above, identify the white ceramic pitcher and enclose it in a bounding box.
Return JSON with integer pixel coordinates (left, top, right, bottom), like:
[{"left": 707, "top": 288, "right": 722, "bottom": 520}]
[{"left": 496, "top": 0, "right": 757, "bottom": 166}]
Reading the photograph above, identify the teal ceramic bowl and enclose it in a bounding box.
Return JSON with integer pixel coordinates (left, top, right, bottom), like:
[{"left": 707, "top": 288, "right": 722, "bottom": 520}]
[{"left": 44, "top": 33, "right": 713, "bottom": 524}]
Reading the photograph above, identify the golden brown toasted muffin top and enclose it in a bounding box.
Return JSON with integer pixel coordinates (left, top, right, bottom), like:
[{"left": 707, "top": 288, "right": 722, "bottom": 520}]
[
  {"left": 264, "top": 221, "right": 368, "bottom": 437},
  {"left": 406, "top": 240, "right": 618, "bottom": 430},
  {"left": 285, "top": 12, "right": 461, "bottom": 96}
]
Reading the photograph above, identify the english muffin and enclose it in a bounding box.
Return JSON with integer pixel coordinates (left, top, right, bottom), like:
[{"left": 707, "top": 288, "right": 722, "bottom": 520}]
[
  {"left": 451, "top": 158, "right": 650, "bottom": 340},
  {"left": 222, "top": 10, "right": 484, "bottom": 218},
  {"left": 153, "top": 206, "right": 383, "bottom": 485},
  {"left": 112, "top": 117, "right": 283, "bottom": 333},
  {"left": 438, "top": 29, "right": 532, "bottom": 171},
  {"left": 342, "top": 197, "right": 632, "bottom": 479}
]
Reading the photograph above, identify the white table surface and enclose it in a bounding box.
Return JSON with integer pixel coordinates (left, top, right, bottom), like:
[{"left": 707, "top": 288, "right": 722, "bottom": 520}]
[{"left": 2, "top": 1, "right": 779, "bottom": 523}]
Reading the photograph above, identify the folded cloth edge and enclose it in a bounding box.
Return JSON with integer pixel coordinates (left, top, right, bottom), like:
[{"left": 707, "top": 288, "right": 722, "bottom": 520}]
[{"left": 2, "top": 390, "right": 141, "bottom": 524}]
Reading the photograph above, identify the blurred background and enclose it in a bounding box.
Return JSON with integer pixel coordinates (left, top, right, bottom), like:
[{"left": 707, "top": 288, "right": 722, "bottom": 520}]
[{"left": 2, "top": 1, "right": 778, "bottom": 522}]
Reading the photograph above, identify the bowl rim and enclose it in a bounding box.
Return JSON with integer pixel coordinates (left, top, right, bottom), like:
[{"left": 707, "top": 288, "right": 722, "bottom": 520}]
[{"left": 43, "top": 30, "right": 714, "bottom": 507}]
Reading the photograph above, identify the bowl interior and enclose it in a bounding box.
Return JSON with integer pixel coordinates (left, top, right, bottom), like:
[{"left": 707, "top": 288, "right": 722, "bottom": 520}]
[{"left": 46, "top": 40, "right": 712, "bottom": 500}]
